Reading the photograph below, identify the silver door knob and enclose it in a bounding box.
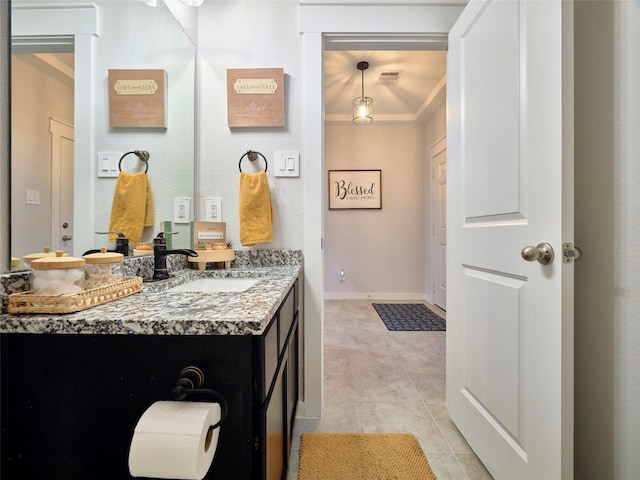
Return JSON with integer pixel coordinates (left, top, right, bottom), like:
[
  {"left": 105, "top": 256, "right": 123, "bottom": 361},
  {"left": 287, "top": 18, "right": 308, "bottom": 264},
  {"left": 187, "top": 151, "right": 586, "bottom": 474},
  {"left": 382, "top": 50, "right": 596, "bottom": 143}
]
[
  {"left": 521, "top": 242, "right": 554, "bottom": 265},
  {"left": 62, "top": 234, "right": 72, "bottom": 241}
]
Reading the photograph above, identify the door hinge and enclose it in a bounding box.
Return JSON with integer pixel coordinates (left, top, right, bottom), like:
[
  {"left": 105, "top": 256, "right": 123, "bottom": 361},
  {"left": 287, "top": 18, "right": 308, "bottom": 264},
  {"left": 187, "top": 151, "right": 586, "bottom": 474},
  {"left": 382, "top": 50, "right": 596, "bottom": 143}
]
[{"left": 563, "top": 242, "right": 582, "bottom": 263}]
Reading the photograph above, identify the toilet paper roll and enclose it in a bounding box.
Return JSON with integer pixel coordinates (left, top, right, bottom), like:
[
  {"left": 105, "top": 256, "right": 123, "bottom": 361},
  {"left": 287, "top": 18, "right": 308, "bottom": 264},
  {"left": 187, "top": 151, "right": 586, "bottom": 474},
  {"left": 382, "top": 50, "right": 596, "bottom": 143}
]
[{"left": 128, "top": 401, "right": 221, "bottom": 480}]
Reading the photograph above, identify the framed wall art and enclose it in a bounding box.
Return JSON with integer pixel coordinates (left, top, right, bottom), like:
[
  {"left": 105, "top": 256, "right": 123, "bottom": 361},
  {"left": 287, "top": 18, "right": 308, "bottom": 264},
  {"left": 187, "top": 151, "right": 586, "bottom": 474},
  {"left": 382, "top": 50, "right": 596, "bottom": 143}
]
[
  {"left": 108, "top": 69, "right": 167, "bottom": 128},
  {"left": 328, "top": 169, "right": 382, "bottom": 210},
  {"left": 227, "top": 68, "right": 285, "bottom": 127}
]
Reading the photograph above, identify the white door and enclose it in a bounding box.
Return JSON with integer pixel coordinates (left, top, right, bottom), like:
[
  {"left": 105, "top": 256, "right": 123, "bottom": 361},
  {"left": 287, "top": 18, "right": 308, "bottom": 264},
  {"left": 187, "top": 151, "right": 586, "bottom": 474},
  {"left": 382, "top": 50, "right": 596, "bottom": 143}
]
[
  {"left": 446, "top": 1, "right": 574, "bottom": 479},
  {"left": 49, "top": 117, "right": 74, "bottom": 253},
  {"left": 430, "top": 137, "right": 447, "bottom": 310}
]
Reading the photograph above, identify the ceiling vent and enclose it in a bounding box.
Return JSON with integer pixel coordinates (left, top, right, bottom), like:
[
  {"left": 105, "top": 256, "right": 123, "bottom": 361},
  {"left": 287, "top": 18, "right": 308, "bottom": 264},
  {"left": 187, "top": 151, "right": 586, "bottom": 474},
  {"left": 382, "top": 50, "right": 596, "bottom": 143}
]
[{"left": 377, "top": 70, "right": 402, "bottom": 83}]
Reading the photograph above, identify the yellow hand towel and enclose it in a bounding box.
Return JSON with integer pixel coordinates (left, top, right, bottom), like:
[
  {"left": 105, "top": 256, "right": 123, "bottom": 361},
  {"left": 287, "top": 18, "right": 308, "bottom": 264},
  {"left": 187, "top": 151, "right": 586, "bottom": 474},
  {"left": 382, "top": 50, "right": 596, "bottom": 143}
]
[
  {"left": 239, "top": 171, "right": 273, "bottom": 246},
  {"left": 108, "top": 172, "right": 154, "bottom": 244}
]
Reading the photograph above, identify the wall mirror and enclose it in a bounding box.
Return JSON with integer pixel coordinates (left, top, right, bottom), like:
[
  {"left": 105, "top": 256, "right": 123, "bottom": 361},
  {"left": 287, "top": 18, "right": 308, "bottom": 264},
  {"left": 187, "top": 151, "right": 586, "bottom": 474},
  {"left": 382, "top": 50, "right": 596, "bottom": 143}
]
[{"left": 8, "top": 0, "right": 196, "bottom": 272}]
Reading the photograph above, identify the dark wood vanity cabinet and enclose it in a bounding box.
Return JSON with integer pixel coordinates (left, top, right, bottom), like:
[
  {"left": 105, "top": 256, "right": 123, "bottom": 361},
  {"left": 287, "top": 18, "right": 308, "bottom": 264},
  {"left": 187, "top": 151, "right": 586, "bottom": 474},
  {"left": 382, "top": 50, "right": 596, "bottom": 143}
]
[
  {"left": 257, "top": 282, "right": 299, "bottom": 480},
  {"left": 0, "top": 279, "right": 299, "bottom": 480}
]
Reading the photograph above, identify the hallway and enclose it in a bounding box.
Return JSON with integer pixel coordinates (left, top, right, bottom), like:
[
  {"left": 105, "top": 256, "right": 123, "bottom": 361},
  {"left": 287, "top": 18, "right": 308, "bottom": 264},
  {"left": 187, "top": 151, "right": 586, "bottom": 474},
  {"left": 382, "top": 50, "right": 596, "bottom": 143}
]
[{"left": 288, "top": 299, "right": 493, "bottom": 480}]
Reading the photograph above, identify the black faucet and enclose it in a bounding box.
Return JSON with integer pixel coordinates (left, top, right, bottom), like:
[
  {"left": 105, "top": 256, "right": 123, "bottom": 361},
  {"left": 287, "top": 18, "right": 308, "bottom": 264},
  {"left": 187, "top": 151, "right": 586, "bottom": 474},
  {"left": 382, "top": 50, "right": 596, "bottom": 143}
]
[
  {"left": 82, "top": 232, "right": 130, "bottom": 257},
  {"left": 152, "top": 232, "right": 198, "bottom": 281}
]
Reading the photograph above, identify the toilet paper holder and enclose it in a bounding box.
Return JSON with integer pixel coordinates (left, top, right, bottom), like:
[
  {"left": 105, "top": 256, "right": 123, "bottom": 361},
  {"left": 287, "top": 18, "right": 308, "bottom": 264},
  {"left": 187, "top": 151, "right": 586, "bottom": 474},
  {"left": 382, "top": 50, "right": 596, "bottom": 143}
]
[{"left": 171, "top": 366, "right": 228, "bottom": 432}]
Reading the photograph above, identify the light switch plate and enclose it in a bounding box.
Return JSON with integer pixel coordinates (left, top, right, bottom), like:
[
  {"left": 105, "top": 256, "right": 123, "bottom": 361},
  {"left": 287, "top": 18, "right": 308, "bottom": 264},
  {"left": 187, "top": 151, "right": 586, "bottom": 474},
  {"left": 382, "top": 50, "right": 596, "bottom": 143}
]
[
  {"left": 26, "top": 189, "right": 40, "bottom": 205},
  {"left": 274, "top": 151, "right": 299, "bottom": 177},
  {"left": 97, "top": 151, "right": 122, "bottom": 178}
]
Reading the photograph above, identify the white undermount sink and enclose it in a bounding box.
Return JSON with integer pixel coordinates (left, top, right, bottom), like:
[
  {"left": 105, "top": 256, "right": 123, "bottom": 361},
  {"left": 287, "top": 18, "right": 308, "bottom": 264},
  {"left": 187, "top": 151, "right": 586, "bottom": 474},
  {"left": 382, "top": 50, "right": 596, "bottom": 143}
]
[{"left": 167, "top": 277, "right": 260, "bottom": 293}]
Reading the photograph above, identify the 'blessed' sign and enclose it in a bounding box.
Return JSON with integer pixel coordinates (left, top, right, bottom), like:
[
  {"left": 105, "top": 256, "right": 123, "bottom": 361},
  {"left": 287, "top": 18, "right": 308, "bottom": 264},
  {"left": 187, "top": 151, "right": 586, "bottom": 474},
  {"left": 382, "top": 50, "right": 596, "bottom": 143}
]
[{"left": 328, "top": 170, "right": 382, "bottom": 210}]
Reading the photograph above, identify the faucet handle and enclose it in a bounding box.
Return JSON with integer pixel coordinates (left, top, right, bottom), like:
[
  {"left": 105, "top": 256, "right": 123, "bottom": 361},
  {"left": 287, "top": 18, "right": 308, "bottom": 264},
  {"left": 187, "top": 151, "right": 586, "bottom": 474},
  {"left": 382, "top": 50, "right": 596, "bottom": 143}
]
[
  {"left": 95, "top": 231, "right": 130, "bottom": 255},
  {"left": 153, "top": 232, "right": 166, "bottom": 246},
  {"left": 155, "top": 232, "right": 180, "bottom": 239},
  {"left": 154, "top": 231, "right": 179, "bottom": 246}
]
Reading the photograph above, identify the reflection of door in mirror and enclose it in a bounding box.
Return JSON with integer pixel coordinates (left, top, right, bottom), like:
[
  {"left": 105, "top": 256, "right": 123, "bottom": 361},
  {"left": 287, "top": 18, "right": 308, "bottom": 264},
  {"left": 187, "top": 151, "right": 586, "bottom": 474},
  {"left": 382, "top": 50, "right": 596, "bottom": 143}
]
[
  {"left": 11, "top": 47, "right": 74, "bottom": 260},
  {"left": 49, "top": 117, "right": 75, "bottom": 254}
]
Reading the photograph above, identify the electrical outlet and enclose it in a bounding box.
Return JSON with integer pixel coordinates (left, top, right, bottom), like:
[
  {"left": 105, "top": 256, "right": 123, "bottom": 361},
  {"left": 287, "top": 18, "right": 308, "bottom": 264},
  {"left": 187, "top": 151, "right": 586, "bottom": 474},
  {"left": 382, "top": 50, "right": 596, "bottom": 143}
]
[
  {"left": 205, "top": 197, "right": 222, "bottom": 222},
  {"left": 174, "top": 197, "right": 191, "bottom": 224}
]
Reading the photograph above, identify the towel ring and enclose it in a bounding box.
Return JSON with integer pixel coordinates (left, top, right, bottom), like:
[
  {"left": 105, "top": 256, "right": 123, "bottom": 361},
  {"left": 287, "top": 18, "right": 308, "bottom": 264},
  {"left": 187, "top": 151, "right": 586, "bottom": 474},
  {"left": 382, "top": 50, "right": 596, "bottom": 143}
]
[
  {"left": 238, "top": 150, "right": 267, "bottom": 173},
  {"left": 119, "top": 150, "right": 149, "bottom": 173}
]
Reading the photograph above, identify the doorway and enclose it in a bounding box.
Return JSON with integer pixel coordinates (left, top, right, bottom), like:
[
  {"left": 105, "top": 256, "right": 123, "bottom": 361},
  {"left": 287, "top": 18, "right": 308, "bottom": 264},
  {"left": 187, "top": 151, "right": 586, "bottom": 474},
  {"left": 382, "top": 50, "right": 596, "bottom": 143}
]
[
  {"left": 298, "top": 1, "right": 464, "bottom": 420},
  {"left": 10, "top": 49, "right": 74, "bottom": 259},
  {"left": 323, "top": 49, "right": 447, "bottom": 302}
]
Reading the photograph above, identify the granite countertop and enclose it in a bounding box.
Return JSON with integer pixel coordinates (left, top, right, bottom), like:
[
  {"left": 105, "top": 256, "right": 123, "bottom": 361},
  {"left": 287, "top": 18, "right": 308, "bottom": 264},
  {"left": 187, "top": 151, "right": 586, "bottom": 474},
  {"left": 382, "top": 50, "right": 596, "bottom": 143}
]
[{"left": 0, "top": 266, "right": 301, "bottom": 336}]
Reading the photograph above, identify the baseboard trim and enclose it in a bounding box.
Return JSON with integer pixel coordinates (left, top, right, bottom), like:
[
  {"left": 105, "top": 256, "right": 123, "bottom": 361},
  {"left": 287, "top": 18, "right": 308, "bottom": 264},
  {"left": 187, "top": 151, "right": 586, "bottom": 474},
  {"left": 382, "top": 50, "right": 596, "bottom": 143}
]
[{"left": 324, "top": 292, "right": 427, "bottom": 301}]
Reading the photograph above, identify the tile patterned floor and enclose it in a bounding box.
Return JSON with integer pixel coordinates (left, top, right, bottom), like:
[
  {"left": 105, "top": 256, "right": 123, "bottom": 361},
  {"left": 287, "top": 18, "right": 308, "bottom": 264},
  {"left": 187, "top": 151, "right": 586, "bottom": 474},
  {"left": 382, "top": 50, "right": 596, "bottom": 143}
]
[{"left": 287, "top": 299, "right": 494, "bottom": 480}]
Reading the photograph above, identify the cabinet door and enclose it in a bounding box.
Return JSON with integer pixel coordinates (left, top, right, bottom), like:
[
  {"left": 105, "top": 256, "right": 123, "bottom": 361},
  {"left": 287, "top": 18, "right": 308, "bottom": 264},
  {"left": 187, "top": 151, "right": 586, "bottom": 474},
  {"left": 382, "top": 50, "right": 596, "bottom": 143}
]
[
  {"left": 286, "top": 323, "right": 299, "bottom": 451},
  {"left": 265, "top": 364, "right": 285, "bottom": 480}
]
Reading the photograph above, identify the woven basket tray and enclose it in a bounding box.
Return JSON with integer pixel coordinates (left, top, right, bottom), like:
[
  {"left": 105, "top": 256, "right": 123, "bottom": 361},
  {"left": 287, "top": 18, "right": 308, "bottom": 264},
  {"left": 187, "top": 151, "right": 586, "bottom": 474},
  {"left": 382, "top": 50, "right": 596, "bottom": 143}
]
[{"left": 8, "top": 277, "right": 143, "bottom": 315}]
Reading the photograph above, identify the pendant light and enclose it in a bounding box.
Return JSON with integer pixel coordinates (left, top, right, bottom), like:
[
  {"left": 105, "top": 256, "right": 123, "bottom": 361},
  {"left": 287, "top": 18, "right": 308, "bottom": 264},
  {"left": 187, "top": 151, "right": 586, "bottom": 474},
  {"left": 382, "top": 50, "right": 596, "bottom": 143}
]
[{"left": 353, "top": 61, "right": 373, "bottom": 125}]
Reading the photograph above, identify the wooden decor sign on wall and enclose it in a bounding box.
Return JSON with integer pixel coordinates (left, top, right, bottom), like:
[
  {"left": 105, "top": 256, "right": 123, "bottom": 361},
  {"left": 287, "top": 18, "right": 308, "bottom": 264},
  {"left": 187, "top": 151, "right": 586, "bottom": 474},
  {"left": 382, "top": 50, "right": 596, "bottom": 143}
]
[
  {"left": 227, "top": 68, "right": 284, "bottom": 127},
  {"left": 328, "top": 170, "right": 382, "bottom": 210},
  {"left": 108, "top": 69, "right": 167, "bottom": 128}
]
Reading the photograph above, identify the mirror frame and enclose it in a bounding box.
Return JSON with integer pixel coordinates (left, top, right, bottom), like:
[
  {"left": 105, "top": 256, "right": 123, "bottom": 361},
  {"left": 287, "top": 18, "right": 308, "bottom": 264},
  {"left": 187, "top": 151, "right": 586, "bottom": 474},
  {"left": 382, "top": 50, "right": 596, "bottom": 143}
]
[{"left": 1, "top": 2, "right": 8, "bottom": 273}]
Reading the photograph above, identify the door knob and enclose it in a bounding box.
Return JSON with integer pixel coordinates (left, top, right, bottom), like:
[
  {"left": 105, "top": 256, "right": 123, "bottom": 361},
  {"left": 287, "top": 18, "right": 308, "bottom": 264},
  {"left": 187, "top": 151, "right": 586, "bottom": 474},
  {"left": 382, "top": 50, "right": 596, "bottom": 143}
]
[
  {"left": 62, "top": 234, "right": 72, "bottom": 241},
  {"left": 521, "top": 242, "right": 554, "bottom": 265}
]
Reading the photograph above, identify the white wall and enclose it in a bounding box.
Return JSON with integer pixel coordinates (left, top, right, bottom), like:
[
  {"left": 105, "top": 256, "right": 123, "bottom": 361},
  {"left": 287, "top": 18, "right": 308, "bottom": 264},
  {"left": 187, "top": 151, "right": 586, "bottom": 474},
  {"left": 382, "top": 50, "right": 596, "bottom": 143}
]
[
  {"left": 574, "top": 0, "right": 640, "bottom": 478},
  {"left": 10, "top": 55, "right": 74, "bottom": 259},
  {"left": 324, "top": 123, "right": 425, "bottom": 299},
  {"left": 196, "top": 0, "right": 304, "bottom": 249}
]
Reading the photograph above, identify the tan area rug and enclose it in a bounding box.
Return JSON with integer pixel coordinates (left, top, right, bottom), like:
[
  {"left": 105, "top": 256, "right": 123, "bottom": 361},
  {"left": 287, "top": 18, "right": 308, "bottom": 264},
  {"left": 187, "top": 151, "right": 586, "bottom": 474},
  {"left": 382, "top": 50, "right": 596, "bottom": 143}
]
[{"left": 298, "top": 433, "right": 437, "bottom": 480}]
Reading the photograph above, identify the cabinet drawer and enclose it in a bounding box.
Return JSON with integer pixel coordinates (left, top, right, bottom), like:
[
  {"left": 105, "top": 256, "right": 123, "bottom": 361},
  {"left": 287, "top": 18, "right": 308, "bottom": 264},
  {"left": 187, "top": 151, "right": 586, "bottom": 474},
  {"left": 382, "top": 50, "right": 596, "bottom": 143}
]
[{"left": 278, "top": 287, "right": 295, "bottom": 354}]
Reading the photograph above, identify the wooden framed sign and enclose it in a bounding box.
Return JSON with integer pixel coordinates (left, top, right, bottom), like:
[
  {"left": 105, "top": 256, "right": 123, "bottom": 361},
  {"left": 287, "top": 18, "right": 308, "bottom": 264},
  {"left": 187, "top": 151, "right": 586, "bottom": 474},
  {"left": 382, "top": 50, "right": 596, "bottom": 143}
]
[
  {"left": 328, "top": 169, "right": 382, "bottom": 210},
  {"left": 108, "top": 69, "right": 167, "bottom": 128},
  {"left": 227, "top": 68, "right": 284, "bottom": 127}
]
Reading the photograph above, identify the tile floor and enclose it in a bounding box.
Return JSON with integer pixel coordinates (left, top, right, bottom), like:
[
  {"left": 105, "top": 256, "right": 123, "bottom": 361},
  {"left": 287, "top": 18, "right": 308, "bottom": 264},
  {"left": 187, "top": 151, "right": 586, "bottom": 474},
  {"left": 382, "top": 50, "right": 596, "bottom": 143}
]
[{"left": 287, "top": 299, "right": 494, "bottom": 480}]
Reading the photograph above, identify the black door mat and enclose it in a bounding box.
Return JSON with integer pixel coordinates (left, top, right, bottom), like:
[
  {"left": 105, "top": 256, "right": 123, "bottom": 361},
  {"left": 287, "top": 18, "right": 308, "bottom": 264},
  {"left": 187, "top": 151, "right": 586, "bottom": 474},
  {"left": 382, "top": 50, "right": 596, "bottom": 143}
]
[{"left": 372, "top": 303, "right": 446, "bottom": 332}]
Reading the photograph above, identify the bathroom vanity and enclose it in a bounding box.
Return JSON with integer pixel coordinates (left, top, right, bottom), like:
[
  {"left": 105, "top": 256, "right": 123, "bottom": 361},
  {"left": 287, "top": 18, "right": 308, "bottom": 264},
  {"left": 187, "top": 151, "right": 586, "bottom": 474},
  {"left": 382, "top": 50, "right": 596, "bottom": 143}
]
[{"left": 0, "top": 264, "right": 301, "bottom": 480}]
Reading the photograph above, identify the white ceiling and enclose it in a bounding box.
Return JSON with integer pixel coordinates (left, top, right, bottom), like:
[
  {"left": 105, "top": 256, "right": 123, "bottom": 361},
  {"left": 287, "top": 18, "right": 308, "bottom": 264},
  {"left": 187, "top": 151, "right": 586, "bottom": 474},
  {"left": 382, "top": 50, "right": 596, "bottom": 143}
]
[{"left": 324, "top": 49, "right": 447, "bottom": 124}]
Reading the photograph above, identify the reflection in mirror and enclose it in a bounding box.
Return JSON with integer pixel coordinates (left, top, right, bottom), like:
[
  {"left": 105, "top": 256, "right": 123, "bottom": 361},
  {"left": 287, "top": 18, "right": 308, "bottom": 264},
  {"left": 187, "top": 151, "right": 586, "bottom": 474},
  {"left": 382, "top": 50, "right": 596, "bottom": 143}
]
[
  {"left": 11, "top": 41, "right": 74, "bottom": 263},
  {"left": 9, "top": 0, "right": 195, "bottom": 272},
  {"left": 0, "top": 1, "right": 10, "bottom": 274}
]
